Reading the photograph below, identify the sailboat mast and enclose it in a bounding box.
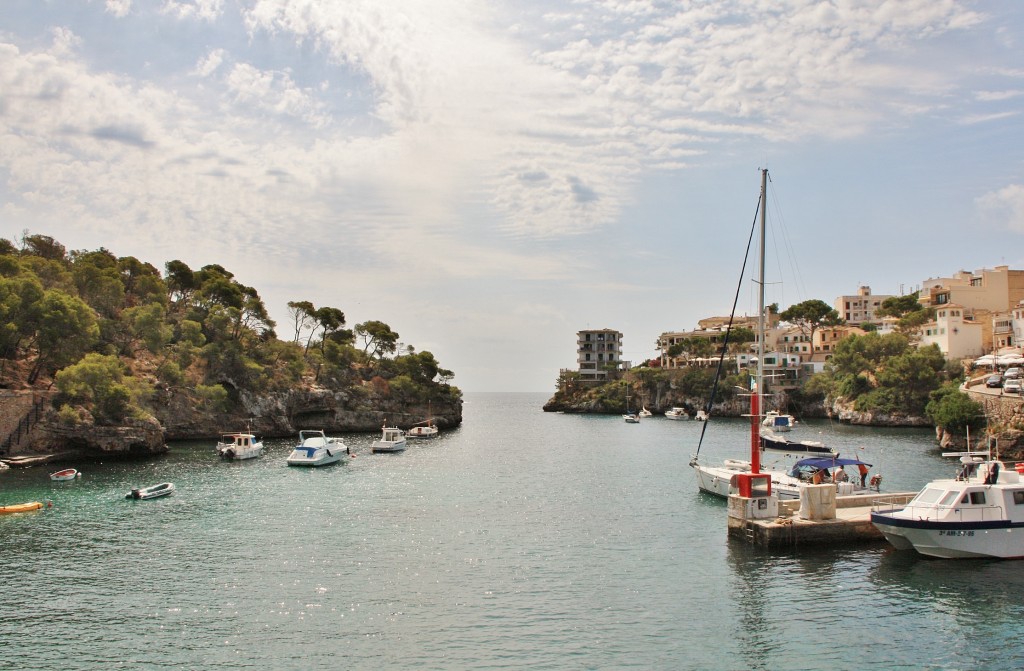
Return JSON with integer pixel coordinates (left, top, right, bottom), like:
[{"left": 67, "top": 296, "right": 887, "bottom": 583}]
[{"left": 751, "top": 168, "right": 768, "bottom": 474}]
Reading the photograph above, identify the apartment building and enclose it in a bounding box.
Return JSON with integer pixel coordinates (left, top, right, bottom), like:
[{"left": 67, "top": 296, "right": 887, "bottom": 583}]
[
  {"left": 812, "top": 325, "right": 867, "bottom": 363},
  {"left": 657, "top": 314, "right": 778, "bottom": 369},
  {"left": 834, "top": 286, "right": 893, "bottom": 327},
  {"left": 576, "top": 329, "right": 627, "bottom": 383},
  {"left": 919, "top": 265, "right": 1024, "bottom": 313},
  {"left": 917, "top": 266, "right": 1024, "bottom": 353}
]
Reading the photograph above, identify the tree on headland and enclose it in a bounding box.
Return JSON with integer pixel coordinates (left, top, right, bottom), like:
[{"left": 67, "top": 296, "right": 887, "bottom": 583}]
[
  {"left": 356, "top": 320, "right": 399, "bottom": 359},
  {"left": 0, "top": 232, "right": 463, "bottom": 415},
  {"left": 28, "top": 290, "right": 99, "bottom": 384},
  {"left": 780, "top": 299, "right": 843, "bottom": 351},
  {"left": 287, "top": 300, "right": 316, "bottom": 349},
  {"left": 875, "top": 291, "right": 932, "bottom": 339}
]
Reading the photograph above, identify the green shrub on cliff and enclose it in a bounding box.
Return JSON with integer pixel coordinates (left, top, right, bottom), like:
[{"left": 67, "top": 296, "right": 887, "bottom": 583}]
[
  {"left": 54, "top": 353, "right": 150, "bottom": 424},
  {"left": 809, "top": 332, "right": 950, "bottom": 417},
  {"left": 926, "top": 383, "right": 984, "bottom": 435}
]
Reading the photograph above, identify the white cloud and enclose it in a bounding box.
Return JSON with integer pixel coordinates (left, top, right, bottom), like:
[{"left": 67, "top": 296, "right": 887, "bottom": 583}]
[
  {"left": 977, "top": 185, "right": 1024, "bottom": 234},
  {"left": 974, "top": 89, "right": 1024, "bottom": 102},
  {"left": 225, "top": 62, "right": 330, "bottom": 127},
  {"left": 105, "top": 0, "right": 132, "bottom": 18},
  {"left": 194, "top": 48, "right": 226, "bottom": 77},
  {"left": 161, "top": 0, "right": 224, "bottom": 22}
]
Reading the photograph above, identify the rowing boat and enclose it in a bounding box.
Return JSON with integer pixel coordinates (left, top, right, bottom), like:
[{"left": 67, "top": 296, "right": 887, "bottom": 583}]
[{"left": 0, "top": 501, "right": 44, "bottom": 514}]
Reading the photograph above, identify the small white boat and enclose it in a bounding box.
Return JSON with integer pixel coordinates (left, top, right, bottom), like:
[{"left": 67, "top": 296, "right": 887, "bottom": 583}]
[
  {"left": 216, "top": 432, "right": 264, "bottom": 460},
  {"left": 408, "top": 405, "right": 440, "bottom": 438},
  {"left": 665, "top": 407, "right": 689, "bottom": 420},
  {"left": 872, "top": 451, "right": 1024, "bottom": 559},
  {"left": 287, "top": 430, "right": 349, "bottom": 467},
  {"left": 125, "top": 482, "right": 175, "bottom": 500},
  {"left": 762, "top": 411, "right": 797, "bottom": 432},
  {"left": 694, "top": 409, "right": 709, "bottom": 422},
  {"left": 407, "top": 425, "right": 439, "bottom": 438},
  {"left": 623, "top": 413, "right": 641, "bottom": 423},
  {"left": 638, "top": 407, "right": 653, "bottom": 418},
  {"left": 50, "top": 468, "right": 81, "bottom": 481},
  {"left": 371, "top": 425, "right": 407, "bottom": 453}
]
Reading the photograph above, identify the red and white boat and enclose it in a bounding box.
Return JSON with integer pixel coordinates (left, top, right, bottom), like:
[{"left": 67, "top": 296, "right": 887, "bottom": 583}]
[{"left": 50, "top": 468, "right": 80, "bottom": 481}]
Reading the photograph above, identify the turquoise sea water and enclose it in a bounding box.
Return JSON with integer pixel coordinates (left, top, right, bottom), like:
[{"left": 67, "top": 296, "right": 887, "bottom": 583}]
[{"left": 2, "top": 392, "right": 1023, "bottom": 670}]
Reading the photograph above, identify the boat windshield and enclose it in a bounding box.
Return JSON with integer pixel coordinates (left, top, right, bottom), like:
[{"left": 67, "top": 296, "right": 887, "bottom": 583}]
[{"left": 911, "top": 487, "right": 945, "bottom": 505}]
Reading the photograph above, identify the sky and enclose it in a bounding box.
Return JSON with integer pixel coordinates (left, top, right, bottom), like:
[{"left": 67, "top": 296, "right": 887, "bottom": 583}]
[{"left": 2, "top": 1, "right": 1023, "bottom": 392}]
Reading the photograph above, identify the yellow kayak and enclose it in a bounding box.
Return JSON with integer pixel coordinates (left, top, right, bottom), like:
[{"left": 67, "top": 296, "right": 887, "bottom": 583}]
[{"left": 0, "top": 501, "right": 44, "bottom": 514}]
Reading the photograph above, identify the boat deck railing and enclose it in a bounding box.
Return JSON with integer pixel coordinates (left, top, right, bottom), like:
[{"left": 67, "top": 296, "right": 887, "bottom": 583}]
[{"left": 872, "top": 499, "right": 1006, "bottom": 522}]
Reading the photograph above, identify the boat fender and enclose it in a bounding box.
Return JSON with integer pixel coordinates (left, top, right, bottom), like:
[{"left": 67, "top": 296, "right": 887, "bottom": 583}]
[{"left": 326, "top": 449, "right": 333, "bottom": 457}]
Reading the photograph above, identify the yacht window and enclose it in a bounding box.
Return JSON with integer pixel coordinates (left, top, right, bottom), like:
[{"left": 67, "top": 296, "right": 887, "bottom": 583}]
[
  {"left": 912, "top": 488, "right": 944, "bottom": 505},
  {"left": 938, "top": 491, "right": 959, "bottom": 506},
  {"left": 1014, "top": 491, "right": 1024, "bottom": 505},
  {"left": 968, "top": 491, "right": 986, "bottom": 505}
]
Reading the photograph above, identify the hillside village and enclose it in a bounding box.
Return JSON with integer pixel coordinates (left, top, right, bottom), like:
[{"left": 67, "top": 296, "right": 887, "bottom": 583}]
[{"left": 566, "top": 265, "right": 1024, "bottom": 391}]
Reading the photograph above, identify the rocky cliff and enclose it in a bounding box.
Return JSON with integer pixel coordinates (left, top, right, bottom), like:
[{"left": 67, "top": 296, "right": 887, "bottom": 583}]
[{"left": 10, "top": 384, "right": 462, "bottom": 461}]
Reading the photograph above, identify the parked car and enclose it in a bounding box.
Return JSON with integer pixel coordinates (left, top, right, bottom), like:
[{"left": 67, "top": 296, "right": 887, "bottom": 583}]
[
  {"left": 1004, "top": 379, "right": 1022, "bottom": 394},
  {"left": 986, "top": 374, "right": 1004, "bottom": 388},
  {"left": 1003, "top": 367, "right": 1022, "bottom": 380}
]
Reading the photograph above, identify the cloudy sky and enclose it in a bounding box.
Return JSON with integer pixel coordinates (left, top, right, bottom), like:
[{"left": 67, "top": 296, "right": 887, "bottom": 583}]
[{"left": 2, "top": 1, "right": 1023, "bottom": 392}]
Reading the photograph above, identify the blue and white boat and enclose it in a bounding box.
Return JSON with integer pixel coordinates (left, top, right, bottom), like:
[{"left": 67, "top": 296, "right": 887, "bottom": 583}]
[
  {"left": 287, "top": 430, "right": 349, "bottom": 467},
  {"left": 872, "top": 452, "right": 1024, "bottom": 559},
  {"left": 762, "top": 411, "right": 797, "bottom": 432}
]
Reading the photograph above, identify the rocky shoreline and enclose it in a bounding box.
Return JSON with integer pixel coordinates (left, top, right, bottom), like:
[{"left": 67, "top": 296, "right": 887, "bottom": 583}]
[
  {"left": 2, "top": 384, "right": 462, "bottom": 465},
  {"left": 543, "top": 391, "right": 1024, "bottom": 459}
]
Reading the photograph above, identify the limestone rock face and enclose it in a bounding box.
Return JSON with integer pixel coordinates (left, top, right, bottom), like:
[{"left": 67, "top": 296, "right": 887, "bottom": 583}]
[
  {"left": 151, "top": 383, "right": 462, "bottom": 441},
  {"left": 827, "top": 399, "right": 929, "bottom": 427},
  {"left": 33, "top": 415, "right": 167, "bottom": 457}
]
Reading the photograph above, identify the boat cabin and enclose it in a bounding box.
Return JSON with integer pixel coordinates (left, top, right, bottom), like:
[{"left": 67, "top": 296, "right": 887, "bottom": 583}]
[{"left": 899, "top": 461, "right": 1024, "bottom": 524}]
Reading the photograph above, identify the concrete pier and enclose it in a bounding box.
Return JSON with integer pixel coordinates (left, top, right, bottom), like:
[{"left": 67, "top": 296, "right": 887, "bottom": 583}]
[{"left": 727, "top": 491, "right": 916, "bottom": 548}]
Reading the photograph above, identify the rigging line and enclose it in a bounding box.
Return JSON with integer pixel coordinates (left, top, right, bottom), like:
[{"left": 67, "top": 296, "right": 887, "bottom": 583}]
[
  {"left": 693, "top": 185, "right": 761, "bottom": 458},
  {"left": 765, "top": 175, "right": 810, "bottom": 304}
]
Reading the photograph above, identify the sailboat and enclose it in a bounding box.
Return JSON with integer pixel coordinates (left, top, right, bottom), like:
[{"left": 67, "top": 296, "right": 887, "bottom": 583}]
[
  {"left": 623, "top": 382, "right": 640, "bottom": 423},
  {"left": 688, "top": 170, "right": 867, "bottom": 499},
  {"left": 407, "top": 403, "right": 439, "bottom": 438}
]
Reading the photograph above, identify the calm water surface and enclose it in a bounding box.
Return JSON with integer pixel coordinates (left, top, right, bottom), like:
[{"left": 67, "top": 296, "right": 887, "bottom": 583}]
[{"left": 2, "top": 393, "right": 1022, "bottom": 670}]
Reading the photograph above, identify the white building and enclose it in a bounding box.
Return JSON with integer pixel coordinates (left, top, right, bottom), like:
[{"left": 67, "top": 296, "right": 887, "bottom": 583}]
[{"left": 918, "top": 304, "right": 983, "bottom": 360}]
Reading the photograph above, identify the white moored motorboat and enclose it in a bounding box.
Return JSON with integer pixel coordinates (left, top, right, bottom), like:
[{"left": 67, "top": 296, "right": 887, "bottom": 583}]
[
  {"left": 665, "top": 407, "right": 689, "bottom": 420},
  {"left": 371, "top": 425, "right": 407, "bottom": 453},
  {"left": 287, "top": 430, "right": 350, "bottom": 467},
  {"left": 216, "top": 432, "right": 264, "bottom": 460},
  {"left": 871, "top": 450, "right": 1024, "bottom": 559},
  {"left": 762, "top": 410, "right": 797, "bottom": 432}
]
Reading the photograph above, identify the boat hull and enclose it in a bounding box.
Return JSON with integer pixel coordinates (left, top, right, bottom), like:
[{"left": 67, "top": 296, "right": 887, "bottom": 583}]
[
  {"left": 287, "top": 448, "right": 346, "bottom": 467},
  {"left": 0, "top": 501, "right": 44, "bottom": 514},
  {"left": 126, "top": 483, "right": 175, "bottom": 500},
  {"left": 690, "top": 461, "right": 765, "bottom": 498},
  {"left": 871, "top": 512, "right": 1024, "bottom": 559},
  {"left": 371, "top": 442, "right": 406, "bottom": 453},
  {"left": 50, "top": 469, "right": 79, "bottom": 481}
]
